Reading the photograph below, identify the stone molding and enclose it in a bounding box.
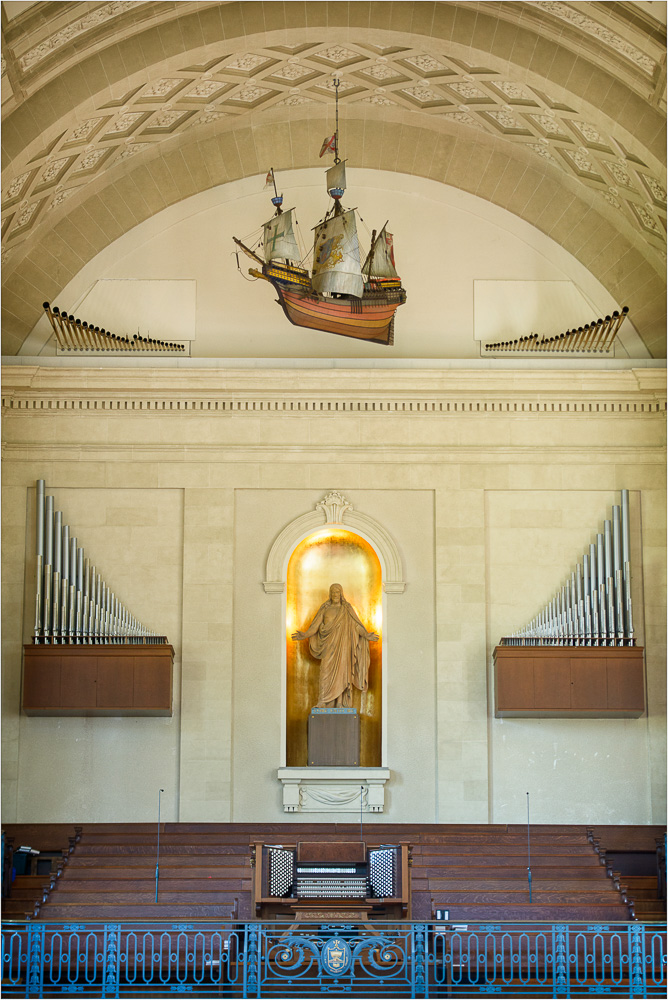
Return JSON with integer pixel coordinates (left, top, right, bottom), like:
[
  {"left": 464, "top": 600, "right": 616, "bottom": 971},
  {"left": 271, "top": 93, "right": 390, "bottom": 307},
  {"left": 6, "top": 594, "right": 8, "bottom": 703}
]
[
  {"left": 263, "top": 492, "right": 405, "bottom": 594},
  {"left": 276, "top": 767, "right": 391, "bottom": 814},
  {"left": 2, "top": 367, "right": 666, "bottom": 414}
]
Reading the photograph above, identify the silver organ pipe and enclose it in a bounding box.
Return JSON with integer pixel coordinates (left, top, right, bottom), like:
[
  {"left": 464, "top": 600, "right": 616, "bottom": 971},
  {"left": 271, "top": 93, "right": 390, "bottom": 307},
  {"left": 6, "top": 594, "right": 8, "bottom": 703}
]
[
  {"left": 61, "top": 524, "right": 70, "bottom": 637},
  {"left": 43, "top": 495, "right": 54, "bottom": 639},
  {"left": 52, "top": 511, "right": 62, "bottom": 641},
  {"left": 505, "top": 490, "right": 635, "bottom": 647},
  {"left": 31, "top": 479, "right": 164, "bottom": 645},
  {"left": 34, "top": 480, "right": 45, "bottom": 638}
]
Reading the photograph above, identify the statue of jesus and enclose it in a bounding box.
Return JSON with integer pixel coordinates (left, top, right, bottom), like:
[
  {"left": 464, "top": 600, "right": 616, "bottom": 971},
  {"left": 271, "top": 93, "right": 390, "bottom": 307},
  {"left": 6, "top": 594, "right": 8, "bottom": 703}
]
[{"left": 291, "top": 583, "right": 379, "bottom": 708}]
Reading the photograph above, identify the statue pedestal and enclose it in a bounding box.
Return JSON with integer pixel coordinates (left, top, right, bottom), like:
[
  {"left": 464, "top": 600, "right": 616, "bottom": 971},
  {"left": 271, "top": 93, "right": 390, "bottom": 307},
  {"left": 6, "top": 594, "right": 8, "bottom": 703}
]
[
  {"left": 308, "top": 707, "right": 359, "bottom": 766},
  {"left": 276, "top": 767, "right": 391, "bottom": 813}
]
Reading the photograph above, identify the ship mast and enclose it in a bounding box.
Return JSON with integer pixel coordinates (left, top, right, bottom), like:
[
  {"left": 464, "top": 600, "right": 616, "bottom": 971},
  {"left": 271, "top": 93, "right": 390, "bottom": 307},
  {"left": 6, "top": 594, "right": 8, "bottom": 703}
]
[
  {"left": 330, "top": 78, "right": 344, "bottom": 216},
  {"left": 334, "top": 77, "right": 341, "bottom": 165}
]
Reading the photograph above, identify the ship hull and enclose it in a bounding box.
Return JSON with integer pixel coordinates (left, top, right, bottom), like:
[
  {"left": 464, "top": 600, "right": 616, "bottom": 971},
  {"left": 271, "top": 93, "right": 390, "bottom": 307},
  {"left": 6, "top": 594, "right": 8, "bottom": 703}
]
[{"left": 266, "top": 270, "right": 405, "bottom": 345}]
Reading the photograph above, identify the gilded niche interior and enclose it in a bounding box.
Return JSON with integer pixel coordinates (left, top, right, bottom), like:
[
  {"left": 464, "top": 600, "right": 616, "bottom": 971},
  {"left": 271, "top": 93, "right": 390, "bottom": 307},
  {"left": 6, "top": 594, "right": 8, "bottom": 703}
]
[{"left": 286, "top": 529, "right": 382, "bottom": 768}]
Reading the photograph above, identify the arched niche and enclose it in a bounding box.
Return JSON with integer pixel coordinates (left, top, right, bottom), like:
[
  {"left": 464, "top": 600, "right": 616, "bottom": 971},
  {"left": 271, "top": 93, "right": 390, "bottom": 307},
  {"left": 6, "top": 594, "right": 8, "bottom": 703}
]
[
  {"left": 265, "top": 492, "right": 404, "bottom": 813},
  {"left": 286, "top": 528, "right": 383, "bottom": 768}
]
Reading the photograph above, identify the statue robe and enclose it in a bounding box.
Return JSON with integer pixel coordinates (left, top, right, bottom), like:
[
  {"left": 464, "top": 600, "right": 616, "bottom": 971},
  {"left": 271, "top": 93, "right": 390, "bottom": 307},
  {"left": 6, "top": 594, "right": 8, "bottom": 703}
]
[{"left": 308, "top": 599, "right": 370, "bottom": 707}]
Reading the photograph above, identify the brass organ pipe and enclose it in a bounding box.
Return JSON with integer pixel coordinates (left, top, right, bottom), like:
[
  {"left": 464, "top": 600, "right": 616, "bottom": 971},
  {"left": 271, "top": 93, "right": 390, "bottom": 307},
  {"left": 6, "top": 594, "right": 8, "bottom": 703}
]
[
  {"left": 34, "top": 480, "right": 45, "bottom": 638},
  {"left": 584, "top": 322, "right": 597, "bottom": 350},
  {"left": 80, "top": 322, "right": 93, "bottom": 351},
  {"left": 53, "top": 306, "right": 72, "bottom": 351},
  {"left": 43, "top": 303, "right": 66, "bottom": 350},
  {"left": 601, "top": 307, "right": 628, "bottom": 352},
  {"left": 58, "top": 311, "right": 74, "bottom": 349},
  {"left": 593, "top": 315, "right": 612, "bottom": 353},
  {"left": 66, "top": 315, "right": 83, "bottom": 350}
]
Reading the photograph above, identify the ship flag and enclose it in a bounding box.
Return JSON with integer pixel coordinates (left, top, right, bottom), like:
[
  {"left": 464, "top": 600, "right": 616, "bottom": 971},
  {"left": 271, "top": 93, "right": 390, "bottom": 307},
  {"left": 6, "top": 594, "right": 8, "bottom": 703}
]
[{"left": 319, "top": 134, "right": 337, "bottom": 157}]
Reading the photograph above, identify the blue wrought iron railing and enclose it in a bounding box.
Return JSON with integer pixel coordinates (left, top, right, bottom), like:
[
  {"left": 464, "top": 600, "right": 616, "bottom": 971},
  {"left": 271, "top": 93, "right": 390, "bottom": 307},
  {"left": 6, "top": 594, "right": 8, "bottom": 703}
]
[{"left": 1, "top": 920, "right": 666, "bottom": 997}]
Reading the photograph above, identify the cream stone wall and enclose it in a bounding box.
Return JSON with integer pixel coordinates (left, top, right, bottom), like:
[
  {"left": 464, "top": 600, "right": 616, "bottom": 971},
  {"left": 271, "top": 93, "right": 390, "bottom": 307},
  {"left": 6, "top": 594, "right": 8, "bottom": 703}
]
[{"left": 1, "top": 365, "right": 665, "bottom": 825}]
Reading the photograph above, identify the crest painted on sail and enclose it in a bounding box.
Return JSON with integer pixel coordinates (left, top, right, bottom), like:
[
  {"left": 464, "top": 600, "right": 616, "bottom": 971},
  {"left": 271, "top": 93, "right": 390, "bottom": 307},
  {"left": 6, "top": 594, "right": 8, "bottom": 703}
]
[
  {"left": 317, "top": 234, "right": 344, "bottom": 270},
  {"left": 321, "top": 937, "right": 352, "bottom": 976}
]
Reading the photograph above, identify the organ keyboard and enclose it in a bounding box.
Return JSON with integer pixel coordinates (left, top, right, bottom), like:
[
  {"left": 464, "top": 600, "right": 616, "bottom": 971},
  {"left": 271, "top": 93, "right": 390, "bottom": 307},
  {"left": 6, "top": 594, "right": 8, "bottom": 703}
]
[{"left": 295, "top": 864, "right": 368, "bottom": 898}]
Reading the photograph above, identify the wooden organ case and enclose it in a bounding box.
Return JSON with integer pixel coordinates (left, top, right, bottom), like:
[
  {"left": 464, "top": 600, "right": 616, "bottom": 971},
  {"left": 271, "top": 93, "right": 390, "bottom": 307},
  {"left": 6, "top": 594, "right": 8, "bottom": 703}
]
[{"left": 252, "top": 841, "right": 411, "bottom": 920}]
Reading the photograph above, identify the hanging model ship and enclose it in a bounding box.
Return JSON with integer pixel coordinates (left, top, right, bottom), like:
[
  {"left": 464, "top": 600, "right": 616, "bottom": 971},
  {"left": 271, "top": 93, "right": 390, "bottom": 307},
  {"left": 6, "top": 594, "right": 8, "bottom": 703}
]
[{"left": 233, "top": 83, "right": 406, "bottom": 346}]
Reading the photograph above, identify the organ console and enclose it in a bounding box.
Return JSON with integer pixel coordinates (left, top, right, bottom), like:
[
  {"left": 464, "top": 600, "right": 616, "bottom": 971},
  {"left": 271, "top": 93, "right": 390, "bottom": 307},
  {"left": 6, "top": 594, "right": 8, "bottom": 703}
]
[{"left": 252, "top": 841, "right": 411, "bottom": 920}]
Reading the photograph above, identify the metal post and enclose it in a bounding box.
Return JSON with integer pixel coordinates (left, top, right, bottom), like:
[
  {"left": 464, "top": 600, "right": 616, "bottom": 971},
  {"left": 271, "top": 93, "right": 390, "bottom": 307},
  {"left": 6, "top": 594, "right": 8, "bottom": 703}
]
[
  {"left": 155, "top": 788, "right": 164, "bottom": 903},
  {"left": 527, "top": 792, "right": 532, "bottom": 903}
]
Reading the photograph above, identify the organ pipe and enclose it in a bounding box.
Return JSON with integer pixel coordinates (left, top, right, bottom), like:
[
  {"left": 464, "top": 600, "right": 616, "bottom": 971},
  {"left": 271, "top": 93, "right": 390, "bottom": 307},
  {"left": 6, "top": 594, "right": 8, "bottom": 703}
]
[
  {"left": 504, "top": 490, "right": 636, "bottom": 647},
  {"left": 483, "top": 307, "right": 629, "bottom": 354},
  {"left": 43, "top": 302, "right": 187, "bottom": 355},
  {"left": 32, "top": 480, "right": 165, "bottom": 645}
]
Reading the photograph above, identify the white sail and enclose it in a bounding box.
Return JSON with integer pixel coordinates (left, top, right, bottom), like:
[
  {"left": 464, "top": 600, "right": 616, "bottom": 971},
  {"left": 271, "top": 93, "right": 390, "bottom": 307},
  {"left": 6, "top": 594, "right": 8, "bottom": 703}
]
[
  {"left": 326, "top": 159, "right": 347, "bottom": 193},
  {"left": 312, "top": 209, "right": 364, "bottom": 298},
  {"left": 363, "top": 225, "right": 398, "bottom": 278},
  {"left": 263, "top": 208, "right": 300, "bottom": 262}
]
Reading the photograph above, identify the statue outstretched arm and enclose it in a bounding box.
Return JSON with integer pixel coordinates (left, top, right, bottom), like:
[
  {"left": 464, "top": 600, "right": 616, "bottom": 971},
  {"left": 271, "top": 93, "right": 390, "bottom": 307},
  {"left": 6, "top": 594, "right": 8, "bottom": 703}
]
[{"left": 291, "top": 605, "right": 325, "bottom": 641}]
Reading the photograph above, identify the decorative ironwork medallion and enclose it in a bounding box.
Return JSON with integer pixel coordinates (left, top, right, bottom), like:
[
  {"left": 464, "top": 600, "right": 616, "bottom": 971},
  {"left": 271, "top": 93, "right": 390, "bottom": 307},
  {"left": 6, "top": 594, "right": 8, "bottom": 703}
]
[{"left": 321, "top": 937, "right": 352, "bottom": 976}]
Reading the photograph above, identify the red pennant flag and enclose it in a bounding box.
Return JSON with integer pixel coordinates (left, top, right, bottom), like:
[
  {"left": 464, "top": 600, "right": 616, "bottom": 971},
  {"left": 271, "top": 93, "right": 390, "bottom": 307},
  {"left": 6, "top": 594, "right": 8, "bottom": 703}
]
[
  {"left": 319, "top": 134, "right": 336, "bottom": 157},
  {"left": 264, "top": 170, "right": 273, "bottom": 188}
]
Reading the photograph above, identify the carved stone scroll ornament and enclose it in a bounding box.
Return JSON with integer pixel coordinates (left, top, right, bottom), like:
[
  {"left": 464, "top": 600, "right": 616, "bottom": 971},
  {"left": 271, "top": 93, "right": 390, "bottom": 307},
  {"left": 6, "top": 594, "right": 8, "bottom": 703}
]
[{"left": 315, "top": 491, "right": 352, "bottom": 523}]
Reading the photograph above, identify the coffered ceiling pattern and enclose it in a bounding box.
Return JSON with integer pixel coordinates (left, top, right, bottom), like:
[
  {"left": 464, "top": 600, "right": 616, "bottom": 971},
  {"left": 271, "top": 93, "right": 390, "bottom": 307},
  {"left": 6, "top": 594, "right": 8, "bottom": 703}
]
[{"left": 1, "top": 1, "right": 666, "bottom": 356}]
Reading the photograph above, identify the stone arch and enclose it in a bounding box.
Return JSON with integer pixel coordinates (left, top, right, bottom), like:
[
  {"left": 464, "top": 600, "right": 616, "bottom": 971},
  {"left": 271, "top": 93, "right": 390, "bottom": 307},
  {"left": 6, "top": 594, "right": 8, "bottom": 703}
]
[{"left": 263, "top": 491, "right": 405, "bottom": 594}]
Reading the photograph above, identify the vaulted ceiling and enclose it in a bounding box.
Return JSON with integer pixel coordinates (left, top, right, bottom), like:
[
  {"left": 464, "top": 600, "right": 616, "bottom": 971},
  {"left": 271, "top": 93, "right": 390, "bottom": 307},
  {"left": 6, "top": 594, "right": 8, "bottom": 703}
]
[{"left": 1, "top": 1, "right": 666, "bottom": 356}]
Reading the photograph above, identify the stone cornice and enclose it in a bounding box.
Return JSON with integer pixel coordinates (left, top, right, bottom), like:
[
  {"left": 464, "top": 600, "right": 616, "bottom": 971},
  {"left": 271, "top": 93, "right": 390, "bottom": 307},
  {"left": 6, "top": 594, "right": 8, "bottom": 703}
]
[{"left": 2, "top": 366, "right": 665, "bottom": 414}]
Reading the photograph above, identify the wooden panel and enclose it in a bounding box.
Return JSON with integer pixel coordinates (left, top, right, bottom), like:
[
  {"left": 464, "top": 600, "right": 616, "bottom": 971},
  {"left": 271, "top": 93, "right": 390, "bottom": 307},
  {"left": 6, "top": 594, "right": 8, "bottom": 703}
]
[
  {"left": 495, "top": 657, "right": 534, "bottom": 709},
  {"left": 60, "top": 657, "right": 96, "bottom": 708},
  {"left": 493, "top": 646, "right": 645, "bottom": 717},
  {"left": 22, "top": 645, "right": 173, "bottom": 716},
  {"left": 308, "top": 710, "right": 359, "bottom": 766},
  {"left": 570, "top": 659, "right": 607, "bottom": 710},
  {"left": 606, "top": 656, "right": 645, "bottom": 711},
  {"left": 23, "top": 655, "right": 61, "bottom": 709},
  {"left": 97, "top": 657, "right": 133, "bottom": 708},
  {"left": 534, "top": 658, "right": 570, "bottom": 709},
  {"left": 298, "top": 842, "right": 366, "bottom": 863},
  {"left": 134, "top": 655, "right": 172, "bottom": 710}
]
